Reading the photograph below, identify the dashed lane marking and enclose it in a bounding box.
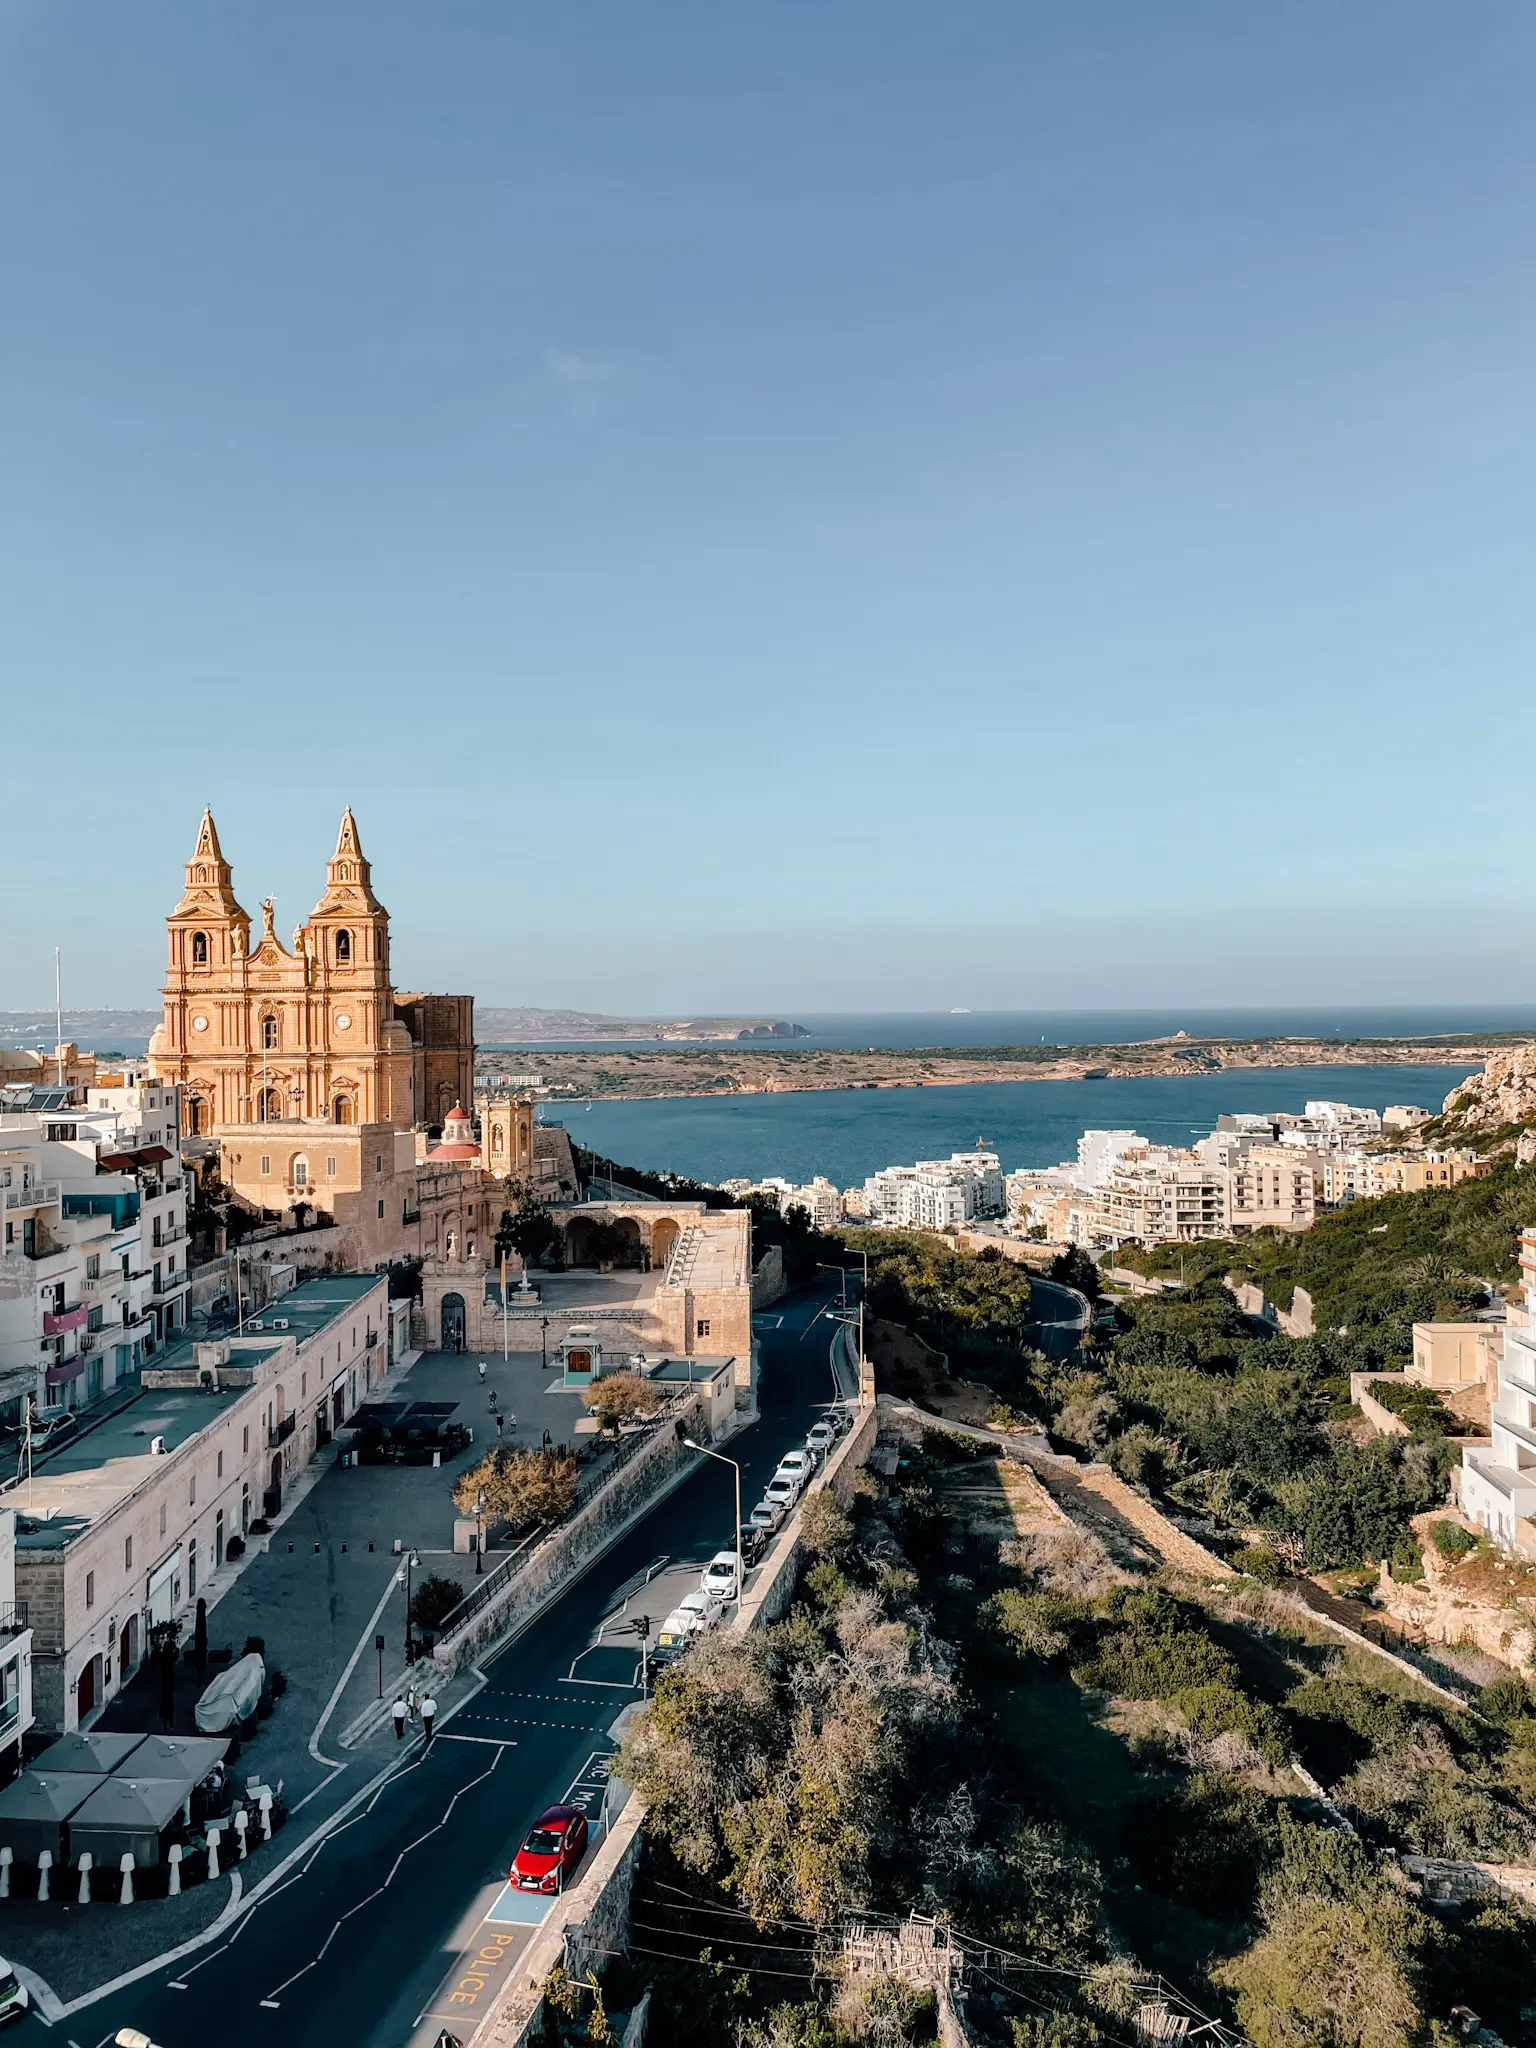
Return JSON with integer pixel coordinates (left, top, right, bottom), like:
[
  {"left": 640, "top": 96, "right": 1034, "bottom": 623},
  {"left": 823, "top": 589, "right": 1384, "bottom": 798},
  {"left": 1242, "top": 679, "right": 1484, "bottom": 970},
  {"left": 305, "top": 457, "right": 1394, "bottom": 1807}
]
[{"left": 257, "top": 1745, "right": 510, "bottom": 2009}]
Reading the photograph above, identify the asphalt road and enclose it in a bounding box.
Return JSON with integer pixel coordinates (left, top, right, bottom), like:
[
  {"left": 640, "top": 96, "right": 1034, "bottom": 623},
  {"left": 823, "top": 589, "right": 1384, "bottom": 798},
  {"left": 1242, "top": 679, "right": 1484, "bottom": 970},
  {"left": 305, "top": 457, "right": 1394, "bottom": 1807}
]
[{"left": 47, "top": 1279, "right": 845, "bottom": 2048}]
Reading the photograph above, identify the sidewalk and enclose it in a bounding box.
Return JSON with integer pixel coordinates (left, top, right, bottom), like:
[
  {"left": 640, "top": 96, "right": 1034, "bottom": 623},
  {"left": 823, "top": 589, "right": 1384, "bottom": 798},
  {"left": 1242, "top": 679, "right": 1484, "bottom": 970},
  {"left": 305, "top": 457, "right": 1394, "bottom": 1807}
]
[{"left": 98, "top": 1343, "right": 576, "bottom": 1807}]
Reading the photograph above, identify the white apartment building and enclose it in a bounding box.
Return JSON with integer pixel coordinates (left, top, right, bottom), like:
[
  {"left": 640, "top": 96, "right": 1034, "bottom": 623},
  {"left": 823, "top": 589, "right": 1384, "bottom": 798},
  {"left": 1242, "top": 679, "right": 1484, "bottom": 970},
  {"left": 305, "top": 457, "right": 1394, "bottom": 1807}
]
[
  {"left": 1076, "top": 1130, "right": 1149, "bottom": 1189},
  {"left": 0, "top": 1077, "right": 188, "bottom": 1426},
  {"left": 864, "top": 1165, "right": 919, "bottom": 1227},
  {"left": 862, "top": 1152, "right": 1003, "bottom": 1231},
  {"left": 1462, "top": 1227, "right": 1536, "bottom": 1554}
]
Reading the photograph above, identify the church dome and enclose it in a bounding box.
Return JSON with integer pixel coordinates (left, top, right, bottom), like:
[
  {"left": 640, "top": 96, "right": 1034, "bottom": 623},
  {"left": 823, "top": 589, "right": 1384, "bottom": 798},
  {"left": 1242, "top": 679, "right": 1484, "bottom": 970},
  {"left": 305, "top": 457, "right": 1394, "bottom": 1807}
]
[{"left": 428, "top": 1103, "right": 480, "bottom": 1163}]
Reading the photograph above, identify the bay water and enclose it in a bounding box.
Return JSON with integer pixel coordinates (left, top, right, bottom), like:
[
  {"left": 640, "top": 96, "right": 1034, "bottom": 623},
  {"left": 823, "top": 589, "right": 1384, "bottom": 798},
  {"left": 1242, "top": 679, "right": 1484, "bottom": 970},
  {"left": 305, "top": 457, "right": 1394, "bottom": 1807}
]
[{"left": 547, "top": 1062, "right": 1479, "bottom": 1191}]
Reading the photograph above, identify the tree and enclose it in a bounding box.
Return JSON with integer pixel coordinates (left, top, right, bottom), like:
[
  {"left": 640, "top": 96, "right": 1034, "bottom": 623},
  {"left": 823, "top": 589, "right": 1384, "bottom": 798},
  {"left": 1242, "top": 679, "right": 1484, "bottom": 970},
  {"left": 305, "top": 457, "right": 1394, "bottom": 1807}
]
[
  {"left": 798, "top": 1489, "right": 853, "bottom": 1560},
  {"left": 453, "top": 1446, "right": 578, "bottom": 1532},
  {"left": 387, "top": 1257, "right": 423, "bottom": 1302},
  {"left": 496, "top": 1182, "right": 556, "bottom": 1265},
  {"left": 586, "top": 1372, "right": 660, "bottom": 1436},
  {"left": 1216, "top": 1815, "right": 1440, "bottom": 2048},
  {"left": 411, "top": 1573, "right": 464, "bottom": 1633},
  {"left": 1049, "top": 1245, "right": 1101, "bottom": 1301}
]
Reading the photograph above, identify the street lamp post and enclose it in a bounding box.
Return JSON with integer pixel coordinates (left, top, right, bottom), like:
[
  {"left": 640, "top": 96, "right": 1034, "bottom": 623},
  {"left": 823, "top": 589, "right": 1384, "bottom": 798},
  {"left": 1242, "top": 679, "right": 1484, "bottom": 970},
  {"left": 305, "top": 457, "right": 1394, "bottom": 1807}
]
[
  {"left": 682, "top": 1434, "right": 742, "bottom": 1617},
  {"left": 398, "top": 1548, "right": 421, "bottom": 1661},
  {"left": 475, "top": 1488, "right": 486, "bottom": 1576},
  {"left": 540, "top": 1315, "right": 550, "bottom": 1372}
]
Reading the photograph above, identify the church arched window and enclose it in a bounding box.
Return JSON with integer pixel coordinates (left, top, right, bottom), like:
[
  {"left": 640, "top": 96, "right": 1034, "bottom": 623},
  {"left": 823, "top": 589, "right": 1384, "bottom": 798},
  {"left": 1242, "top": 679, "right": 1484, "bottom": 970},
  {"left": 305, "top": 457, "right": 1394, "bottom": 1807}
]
[
  {"left": 291, "top": 1157, "right": 309, "bottom": 1189},
  {"left": 335, "top": 929, "right": 352, "bottom": 963},
  {"left": 262, "top": 1015, "right": 279, "bottom": 1051},
  {"left": 187, "top": 1096, "right": 206, "bottom": 1136},
  {"left": 492, "top": 1125, "right": 505, "bottom": 1153},
  {"left": 191, "top": 931, "right": 208, "bottom": 965}
]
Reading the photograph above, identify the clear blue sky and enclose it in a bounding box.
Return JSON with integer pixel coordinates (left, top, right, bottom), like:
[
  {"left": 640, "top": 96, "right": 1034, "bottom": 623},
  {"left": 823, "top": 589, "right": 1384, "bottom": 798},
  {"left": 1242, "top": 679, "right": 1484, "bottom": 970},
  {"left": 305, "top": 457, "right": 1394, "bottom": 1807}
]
[{"left": 2, "top": 3, "right": 1531, "bottom": 1013}]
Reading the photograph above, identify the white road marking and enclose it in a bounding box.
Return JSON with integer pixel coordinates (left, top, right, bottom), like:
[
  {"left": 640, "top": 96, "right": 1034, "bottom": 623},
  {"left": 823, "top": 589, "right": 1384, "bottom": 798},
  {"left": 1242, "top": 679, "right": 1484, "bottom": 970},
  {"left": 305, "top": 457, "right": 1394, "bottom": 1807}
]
[{"left": 258, "top": 1745, "right": 509, "bottom": 2005}]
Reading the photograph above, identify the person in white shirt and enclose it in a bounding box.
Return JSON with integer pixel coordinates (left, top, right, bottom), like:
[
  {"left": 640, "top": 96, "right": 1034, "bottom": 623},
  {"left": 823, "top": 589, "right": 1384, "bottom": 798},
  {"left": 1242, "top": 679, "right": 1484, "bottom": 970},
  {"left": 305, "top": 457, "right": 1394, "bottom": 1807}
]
[{"left": 421, "top": 1694, "right": 438, "bottom": 1744}]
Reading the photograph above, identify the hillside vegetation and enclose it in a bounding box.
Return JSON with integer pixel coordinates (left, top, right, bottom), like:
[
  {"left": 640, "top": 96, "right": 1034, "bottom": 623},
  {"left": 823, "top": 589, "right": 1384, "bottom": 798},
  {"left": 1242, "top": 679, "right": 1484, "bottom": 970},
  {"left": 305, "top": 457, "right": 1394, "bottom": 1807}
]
[
  {"left": 614, "top": 1432, "right": 1536, "bottom": 2047},
  {"left": 1117, "top": 1159, "right": 1536, "bottom": 1348}
]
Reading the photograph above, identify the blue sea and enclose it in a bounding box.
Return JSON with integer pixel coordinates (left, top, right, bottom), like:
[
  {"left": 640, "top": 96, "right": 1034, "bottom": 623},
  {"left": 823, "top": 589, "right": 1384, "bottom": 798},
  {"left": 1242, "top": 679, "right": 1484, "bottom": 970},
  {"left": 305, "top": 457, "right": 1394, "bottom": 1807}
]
[{"left": 542, "top": 1062, "right": 1480, "bottom": 1191}]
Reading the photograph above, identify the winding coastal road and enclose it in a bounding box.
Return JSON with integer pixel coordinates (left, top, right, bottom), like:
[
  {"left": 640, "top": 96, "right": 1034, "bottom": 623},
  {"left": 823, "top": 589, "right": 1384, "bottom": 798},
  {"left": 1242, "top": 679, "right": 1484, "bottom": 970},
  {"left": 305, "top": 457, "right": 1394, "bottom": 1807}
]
[{"left": 21, "top": 1280, "right": 845, "bottom": 2048}]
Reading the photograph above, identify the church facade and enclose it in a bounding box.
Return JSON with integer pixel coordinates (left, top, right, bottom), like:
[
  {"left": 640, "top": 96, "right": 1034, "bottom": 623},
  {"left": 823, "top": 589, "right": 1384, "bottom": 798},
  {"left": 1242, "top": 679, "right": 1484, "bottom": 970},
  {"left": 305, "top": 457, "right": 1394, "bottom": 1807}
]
[{"left": 148, "top": 809, "right": 474, "bottom": 1136}]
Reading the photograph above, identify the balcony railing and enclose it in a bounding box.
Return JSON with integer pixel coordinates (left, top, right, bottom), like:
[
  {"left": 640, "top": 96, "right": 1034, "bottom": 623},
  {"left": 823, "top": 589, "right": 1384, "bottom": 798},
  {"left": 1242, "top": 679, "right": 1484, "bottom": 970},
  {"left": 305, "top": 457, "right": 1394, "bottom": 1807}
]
[
  {"left": 0, "top": 1604, "right": 29, "bottom": 1635},
  {"left": 3, "top": 1182, "right": 58, "bottom": 1212},
  {"left": 268, "top": 1413, "right": 297, "bottom": 1448}
]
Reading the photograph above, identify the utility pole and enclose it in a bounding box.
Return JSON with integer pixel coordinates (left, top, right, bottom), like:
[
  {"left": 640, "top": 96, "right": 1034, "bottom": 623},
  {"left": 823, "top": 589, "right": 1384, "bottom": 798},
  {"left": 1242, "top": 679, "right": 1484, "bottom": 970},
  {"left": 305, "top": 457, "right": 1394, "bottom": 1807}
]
[{"left": 54, "top": 949, "right": 63, "bottom": 1090}]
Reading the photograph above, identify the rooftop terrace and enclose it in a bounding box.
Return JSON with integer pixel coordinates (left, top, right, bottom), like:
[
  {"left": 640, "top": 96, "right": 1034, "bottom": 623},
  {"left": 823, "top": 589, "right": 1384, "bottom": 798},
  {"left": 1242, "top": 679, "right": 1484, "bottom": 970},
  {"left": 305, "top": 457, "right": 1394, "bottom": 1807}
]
[{"left": 11, "top": 1385, "right": 245, "bottom": 1549}]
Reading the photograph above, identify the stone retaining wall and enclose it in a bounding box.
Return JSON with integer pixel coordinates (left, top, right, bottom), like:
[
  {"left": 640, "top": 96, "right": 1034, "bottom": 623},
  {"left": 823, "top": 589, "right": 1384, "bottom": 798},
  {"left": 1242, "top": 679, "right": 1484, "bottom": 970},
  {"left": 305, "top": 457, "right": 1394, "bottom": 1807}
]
[
  {"left": 470, "top": 1393, "right": 879, "bottom": 2047},
  {"left": 430, "top": 1396, "right": 705, "bottom": 1680}
]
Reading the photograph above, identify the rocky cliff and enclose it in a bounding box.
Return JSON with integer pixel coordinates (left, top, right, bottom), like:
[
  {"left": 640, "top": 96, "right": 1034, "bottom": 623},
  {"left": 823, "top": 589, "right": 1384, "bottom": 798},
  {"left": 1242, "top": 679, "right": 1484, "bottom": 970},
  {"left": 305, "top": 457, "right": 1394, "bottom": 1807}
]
[{"left": 1436, "top": 1042, "right": 1536, "bottom": 1149}]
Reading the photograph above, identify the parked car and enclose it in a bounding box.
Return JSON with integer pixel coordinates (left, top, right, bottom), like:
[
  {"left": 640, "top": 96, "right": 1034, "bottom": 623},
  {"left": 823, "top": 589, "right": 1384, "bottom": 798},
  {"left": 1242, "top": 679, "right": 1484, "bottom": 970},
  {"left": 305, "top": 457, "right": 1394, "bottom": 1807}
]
[
  {"left": 777, "top": 1449, "right": 815, "bottom": 1486},
  {"left": 28, "top": 1412, "right": 76, "bottom": 1451},
  {"left": 511, "top": 1805, "right": 588, "bottom": 1893},
  {"left": 805, "top": 1419, "right": 838, "bottom": 1456},
  {"left": 738, "top": 1524, "right": 769, "bottom": 1568},
  {"left": 764, "top": 1473, "right": 800, "bottom": 1512},
  {"left": 654, "top": 1608, "right": 698, "bottom": 1656},
  {"left": 677, "top": 1586, "right": 726, "bottom": 1630},
  {"left": 701, "top": 1551, "right": 739, "bottom": 1601},
  {"left": 749, "top": 1498, "right": 786, "bottom": 1536}
]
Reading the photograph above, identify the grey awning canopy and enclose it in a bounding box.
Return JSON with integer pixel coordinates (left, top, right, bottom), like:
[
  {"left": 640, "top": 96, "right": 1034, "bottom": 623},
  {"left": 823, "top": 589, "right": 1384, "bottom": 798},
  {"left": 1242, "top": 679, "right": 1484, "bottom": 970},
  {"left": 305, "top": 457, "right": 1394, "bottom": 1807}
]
[
  {"left": 122, "top": 1735, "right": 228, "bottom": 1786},
  {"left": 68, "top": 1775, "right": 188, "bottom": 1834},
  {"left": 0, "top": 1770, "right": 108, "bottom": 1863},
  {"left": 31, "top": 1733, "right": 147, "bottom": 1776}
]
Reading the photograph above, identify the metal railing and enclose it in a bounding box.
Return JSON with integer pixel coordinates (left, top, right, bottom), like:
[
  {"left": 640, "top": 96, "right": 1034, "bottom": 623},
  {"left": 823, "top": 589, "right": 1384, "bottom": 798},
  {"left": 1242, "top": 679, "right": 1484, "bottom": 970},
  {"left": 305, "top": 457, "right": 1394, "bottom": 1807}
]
[
  {"left": 0, "top": 1604, "right": 29, "bottom": 1635},
  {"left": 433, "top": 1394, "right": 697, "bottom": 1646},
  {"left": 268, "top": 1413, "right": 297, "bottom": 1448}
]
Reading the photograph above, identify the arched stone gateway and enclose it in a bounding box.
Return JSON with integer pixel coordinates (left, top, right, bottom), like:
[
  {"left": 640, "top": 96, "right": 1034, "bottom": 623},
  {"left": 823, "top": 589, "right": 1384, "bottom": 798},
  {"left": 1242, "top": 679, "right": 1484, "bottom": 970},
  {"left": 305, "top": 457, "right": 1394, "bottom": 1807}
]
[
  {"left": 648, "top": 1215, "right": 681, "bottom": 1268},
  {"left": 440, "top": 1291, "right": 466, "bottom": 1351}
]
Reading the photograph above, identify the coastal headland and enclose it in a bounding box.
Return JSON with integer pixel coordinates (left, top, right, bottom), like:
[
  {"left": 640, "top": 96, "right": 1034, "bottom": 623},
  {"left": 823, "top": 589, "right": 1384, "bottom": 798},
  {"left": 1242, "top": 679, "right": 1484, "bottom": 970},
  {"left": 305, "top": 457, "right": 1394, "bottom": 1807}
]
[{"left": 478, "top": 1033, "right": 1516, "bottom": 1103}]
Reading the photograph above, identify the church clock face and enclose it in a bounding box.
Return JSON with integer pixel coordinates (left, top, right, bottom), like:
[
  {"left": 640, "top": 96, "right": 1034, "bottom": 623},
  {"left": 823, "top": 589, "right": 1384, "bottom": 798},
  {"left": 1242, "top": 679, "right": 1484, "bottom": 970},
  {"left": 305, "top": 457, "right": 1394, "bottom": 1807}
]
[
  {"left": 334, "top": 1013, "right": 352, "bottom": 1031},
  {"left": 191, "top": 1014, "right": 209, "bottom": 1032}
]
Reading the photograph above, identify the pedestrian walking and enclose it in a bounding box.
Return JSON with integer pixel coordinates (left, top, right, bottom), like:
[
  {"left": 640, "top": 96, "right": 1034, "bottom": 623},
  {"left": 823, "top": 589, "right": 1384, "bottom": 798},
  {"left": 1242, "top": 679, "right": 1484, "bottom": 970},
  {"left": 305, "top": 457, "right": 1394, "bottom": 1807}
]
[
  {"left": 488, "top": 1388, "right": 497, "bottom": 1412},
  {"left": 407, "top": 1682, "right": 421, "bottom": 1725},
  {"left": 495, "top": 1411, "right": 505, "bottom": 1440},
  {"left": 421, "top": 1694, "right": 437, "bottom": 1744},
  {"left": 478, "top": 1362, "right": 486, "bottom": 1385},
  {"left": 391, "top": 1696, "right": 407, "bottom": 1742}
]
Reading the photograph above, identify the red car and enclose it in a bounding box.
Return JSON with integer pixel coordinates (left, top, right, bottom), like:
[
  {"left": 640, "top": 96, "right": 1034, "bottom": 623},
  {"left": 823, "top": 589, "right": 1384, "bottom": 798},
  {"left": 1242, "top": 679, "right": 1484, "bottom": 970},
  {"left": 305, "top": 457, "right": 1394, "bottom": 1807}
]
[{"left": 511, "top": 1804, "right": 588, "bottom": 1893}]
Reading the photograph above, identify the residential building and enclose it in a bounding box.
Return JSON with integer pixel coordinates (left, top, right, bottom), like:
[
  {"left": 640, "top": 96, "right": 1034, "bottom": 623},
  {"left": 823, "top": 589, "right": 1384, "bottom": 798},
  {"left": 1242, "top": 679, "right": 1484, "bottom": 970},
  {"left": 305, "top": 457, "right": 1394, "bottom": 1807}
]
[
  {"left": 862, "top": 1151, "right": 1003, "bottom": 1231},
  {"left": 1091, "top": 1160, "right": 1230, "bottom": 1246},
  {"left": 1360, "top": 1149, "right": 1490, "bottom": 1197},
  {"left": 1382, "top": 1104, "right": 1432, "bottom": 1133},
  {"left": 1461, "top": 1228, "right": 1536, "bottom": 1556},
  {"left": 0, "top": 1090, "right": 188, "bottom": 1425},
  {"left": 14, "top": 1273, "right": 387, "bottom": 1732},
  {"left": 0, "top": 1512, "right": 33, "bottom": 1774},
  {"left": 1227, "top": 1146, "right": 1316, "bottom": 1233},
  {"left": 1410, "top": 1322, "right": 1501, "bottom": 1394},
  {"left": 148, "top": 807, "right": 475, "bottom": 1136}
]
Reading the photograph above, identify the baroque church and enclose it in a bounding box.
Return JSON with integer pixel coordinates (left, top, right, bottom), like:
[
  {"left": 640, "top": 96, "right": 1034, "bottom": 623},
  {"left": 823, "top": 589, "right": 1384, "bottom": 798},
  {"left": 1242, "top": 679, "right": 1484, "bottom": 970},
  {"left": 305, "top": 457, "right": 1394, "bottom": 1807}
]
[{"left": 148, "top": 809, "right": 475, "bottom": 1136}]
